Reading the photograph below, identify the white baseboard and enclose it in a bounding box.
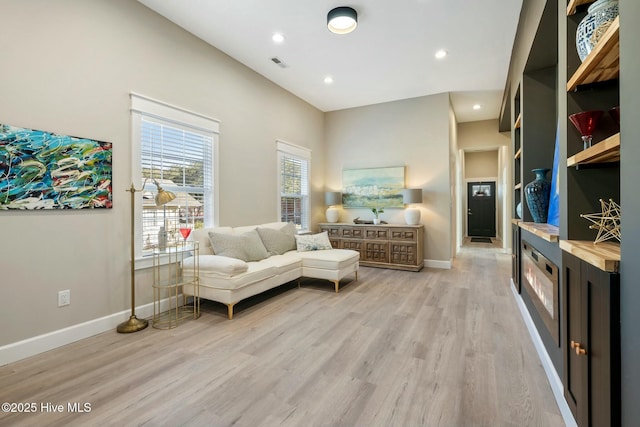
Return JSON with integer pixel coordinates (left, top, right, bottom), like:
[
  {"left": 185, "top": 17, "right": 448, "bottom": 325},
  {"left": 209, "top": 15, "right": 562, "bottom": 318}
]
[
  {"left": 0, "top": 296, "right": 185, "bottom": 366},
  {"left": 425, "top": 259, "right": 452, "bottom": 269},
  {"left": 510, "top": 279, "right": 577, "bottom": 427}
]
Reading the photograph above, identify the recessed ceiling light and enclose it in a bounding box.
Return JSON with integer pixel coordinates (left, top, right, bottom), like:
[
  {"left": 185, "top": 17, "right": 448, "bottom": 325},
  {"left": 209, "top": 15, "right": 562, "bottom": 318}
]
[
  {"left": 272, "top": 33, "right": 285, "bottom": 43},
  {"left": 435, "top": 49, "right": 448, "bottom": 59},
  {"left": 473, "top": 104, "right": 481, "bottom": 110},
  {"left": 324, "top": 76, "right": 334, "bottom": 84}
]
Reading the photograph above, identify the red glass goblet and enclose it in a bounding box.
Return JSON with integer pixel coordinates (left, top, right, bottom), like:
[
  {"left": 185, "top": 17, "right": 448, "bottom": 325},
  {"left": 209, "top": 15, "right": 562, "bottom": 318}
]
[
  {"left": 569, "top": 110, "right": 604, "bottom": 150},
  {"left": 179, "top": 227, "right": 192, "bottom": 242}
]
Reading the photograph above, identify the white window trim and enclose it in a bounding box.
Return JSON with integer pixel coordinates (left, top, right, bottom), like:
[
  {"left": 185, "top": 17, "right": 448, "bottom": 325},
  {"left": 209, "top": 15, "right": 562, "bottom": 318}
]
[
  {"left": 276, "top": 139, "right": 311, "bottom": 233},
  {"left": 130, "top": 93, "right": 219, "bottom": 269}
]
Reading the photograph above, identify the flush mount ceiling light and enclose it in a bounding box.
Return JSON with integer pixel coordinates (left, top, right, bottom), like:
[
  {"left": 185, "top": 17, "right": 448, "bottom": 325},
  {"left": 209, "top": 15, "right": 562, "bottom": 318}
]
[
  {"left": 327, "top": 7, "right": 358, "bottom": 34},
  {"left": 473, "top": 104, "right": 482, "bottom": 110},
  {"left": 272, "top": 33, "right": 285, "bottom": 43},
  {"left": 324, "top": 76, "right": 334, "bottom": 84}
]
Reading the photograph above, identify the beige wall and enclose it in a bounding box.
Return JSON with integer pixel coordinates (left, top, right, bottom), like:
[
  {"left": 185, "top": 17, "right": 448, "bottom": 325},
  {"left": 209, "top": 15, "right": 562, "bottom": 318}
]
[
  {"left": 464, "top": 151, "right": 499, "bottom": 178},
  {"left": 324, "top": 94, "right": 453, "bottom": 264},
  {"left": 0, "top": 0, "right": 324, "bottom": 346}
]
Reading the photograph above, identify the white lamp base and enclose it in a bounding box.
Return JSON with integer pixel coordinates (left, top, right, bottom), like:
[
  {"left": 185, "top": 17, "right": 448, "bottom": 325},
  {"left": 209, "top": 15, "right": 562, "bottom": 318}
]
[
  {"left": 405, "top": 208, "right": 421, "bottom": 225},
  {"left": 326, "top": 207, "right": 339, "bottom": 223}
]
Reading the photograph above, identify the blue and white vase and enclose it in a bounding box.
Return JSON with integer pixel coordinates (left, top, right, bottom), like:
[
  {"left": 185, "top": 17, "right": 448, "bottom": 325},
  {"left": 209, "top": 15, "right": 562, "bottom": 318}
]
[
  {"left": 576, "top": 0, "right": 619, "bottom": 62},
  {"left": 525, "top": 168, "right": 551, "bottom": 224}
]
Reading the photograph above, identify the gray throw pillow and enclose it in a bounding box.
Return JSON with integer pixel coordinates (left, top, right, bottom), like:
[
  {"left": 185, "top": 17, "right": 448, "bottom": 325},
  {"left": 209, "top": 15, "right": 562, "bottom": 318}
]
[
  {"left": 256, "top": 226, "right": 297, "bottom": 255},
  {"left": 208, "top": 229, "right": 269, "bottom": 262}
]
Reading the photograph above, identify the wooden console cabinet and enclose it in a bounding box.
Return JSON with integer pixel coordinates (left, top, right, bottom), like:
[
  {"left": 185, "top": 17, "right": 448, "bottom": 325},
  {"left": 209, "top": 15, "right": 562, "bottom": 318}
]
[{"left": 318, "top": 223, "right": 424, "bottom": 271}]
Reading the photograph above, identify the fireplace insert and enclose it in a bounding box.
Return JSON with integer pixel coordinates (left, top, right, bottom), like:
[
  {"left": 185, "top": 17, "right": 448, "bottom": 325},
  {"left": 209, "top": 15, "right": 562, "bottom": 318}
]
[{"left": 521, "top": 240, "right": 559, "bottom": 344}]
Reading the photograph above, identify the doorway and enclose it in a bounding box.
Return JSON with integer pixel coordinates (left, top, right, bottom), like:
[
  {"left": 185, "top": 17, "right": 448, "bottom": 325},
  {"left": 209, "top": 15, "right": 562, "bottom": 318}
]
[{"left": 467, "top": 181, "right": 496, "bottom": 237}]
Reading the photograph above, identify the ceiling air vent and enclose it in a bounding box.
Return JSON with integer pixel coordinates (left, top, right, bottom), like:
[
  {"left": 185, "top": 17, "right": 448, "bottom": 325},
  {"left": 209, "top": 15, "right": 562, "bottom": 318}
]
[{"left": 270, "top": 57, "right": 288, "bottom": 68}]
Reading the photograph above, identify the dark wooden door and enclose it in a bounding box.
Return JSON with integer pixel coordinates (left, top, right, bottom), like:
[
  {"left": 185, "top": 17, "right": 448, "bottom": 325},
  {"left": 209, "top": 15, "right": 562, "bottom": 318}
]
[{"left": 467, "top": 182, "right": 496, "bottom": 237}]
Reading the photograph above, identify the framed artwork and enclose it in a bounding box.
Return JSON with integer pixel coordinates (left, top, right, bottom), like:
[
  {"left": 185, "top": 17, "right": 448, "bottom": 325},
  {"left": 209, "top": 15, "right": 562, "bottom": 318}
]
[
  {"left": 0, "top": 123, "right": 112, "bottom": 209},
  {"left": 342, "top": 166, "right": 405, "bottom": 208}
]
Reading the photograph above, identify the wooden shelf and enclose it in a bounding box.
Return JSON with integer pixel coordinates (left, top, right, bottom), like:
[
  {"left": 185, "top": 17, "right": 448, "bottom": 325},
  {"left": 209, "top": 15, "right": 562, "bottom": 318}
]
[
  {"left": 567, "top": 16, "right": 619, "bottom": 91},
  {"left": 511, "top": 218, "right": 522, "bottom": 225},
  {"left": 514, "top": 113, "right": 522, "bottom": 129},
  {"left": 567, "top": 132, "right": 620, "bottom": 167},
  {"left": 518, "top": 222, "right": 559, "bottom": 242},
  {"left": 514, "top": 183, "right": 522, "bottom": 190},
  {"left": 514, "top": 147, "right": 522, "bottom": 159},
  {"left": 567, "top": 0, "right": 594, "bottom": 16},
  {"left": 559, "top": 240, "right": 620, "bottom": 272}
]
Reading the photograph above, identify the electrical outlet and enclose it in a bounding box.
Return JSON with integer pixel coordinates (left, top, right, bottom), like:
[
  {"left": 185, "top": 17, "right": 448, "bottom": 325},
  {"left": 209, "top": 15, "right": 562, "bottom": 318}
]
[{"left": 58, "top": 290, "right": 70, "bottom": 307}]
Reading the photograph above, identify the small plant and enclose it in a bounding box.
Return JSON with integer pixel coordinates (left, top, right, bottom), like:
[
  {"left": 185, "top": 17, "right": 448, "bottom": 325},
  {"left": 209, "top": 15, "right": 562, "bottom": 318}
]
[{"left": 371, "top": 207, "right": 384, "bottom": 218}]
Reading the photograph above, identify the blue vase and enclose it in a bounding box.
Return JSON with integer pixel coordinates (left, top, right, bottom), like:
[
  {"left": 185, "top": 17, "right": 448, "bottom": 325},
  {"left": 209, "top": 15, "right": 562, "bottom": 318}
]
[{"left": 525, "top": 168, "right": 551, "bottom": 223}]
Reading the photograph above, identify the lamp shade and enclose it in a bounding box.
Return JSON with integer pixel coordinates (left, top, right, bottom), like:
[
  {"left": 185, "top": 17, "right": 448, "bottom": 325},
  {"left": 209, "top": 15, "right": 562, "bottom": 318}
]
[
  {"left": 325, "top": 191, "right": 342, "bottom": 206},
  {"left": 403, "top": 188, "right": 423, "bottom": 204},
  {"left": 153, "top": 179, "right": 176, "bottom": 206},
  {"left": 327, "top": 7, "right": 358, "bottom": 34}
]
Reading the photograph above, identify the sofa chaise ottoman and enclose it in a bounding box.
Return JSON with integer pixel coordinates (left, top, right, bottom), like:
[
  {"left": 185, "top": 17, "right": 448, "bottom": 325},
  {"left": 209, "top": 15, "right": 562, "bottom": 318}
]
[{"left": 182, "top": 222, "right": 359, "bottom": 319}]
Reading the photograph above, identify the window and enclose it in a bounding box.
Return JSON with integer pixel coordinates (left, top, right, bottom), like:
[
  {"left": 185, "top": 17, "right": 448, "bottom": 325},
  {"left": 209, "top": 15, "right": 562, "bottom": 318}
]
[
  {"left": 131, "top": 94, "right": 218, "bottom": 256},
  {"left": 277, "top": 141, "right": 310, "bottom": 232}
]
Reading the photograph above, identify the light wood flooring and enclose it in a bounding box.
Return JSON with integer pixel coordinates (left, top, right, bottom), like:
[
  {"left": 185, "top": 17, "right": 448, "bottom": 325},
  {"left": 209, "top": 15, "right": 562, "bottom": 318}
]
[{"left": 0, "top": 246, "right": 564, "bottom": 427}]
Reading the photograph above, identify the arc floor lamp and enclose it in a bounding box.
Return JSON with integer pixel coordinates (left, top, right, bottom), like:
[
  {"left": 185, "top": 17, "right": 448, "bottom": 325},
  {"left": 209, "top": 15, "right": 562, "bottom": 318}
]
[{"left": 117, "top": 179, "right": 176, "bottom": 333}]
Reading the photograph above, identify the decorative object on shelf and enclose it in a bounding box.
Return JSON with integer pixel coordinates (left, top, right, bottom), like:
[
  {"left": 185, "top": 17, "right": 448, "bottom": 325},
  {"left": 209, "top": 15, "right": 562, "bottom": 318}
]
[
  {"left": 371, "top": 207, "right": 384, "bottom": 225},
  {"left": 324, "top": 191, "right": 342, "bottom": 223},
  {"left": 576, "top": 0, "right": 619, "bottom": 62},
  {"left": 353, "top": 217, "right": 387, "bottom": 225},
  {"left": 179, "top": 227, "right": 192, "bottom": 242},
  {"left": 157, "top": 226, "right": 168, "bottom": 250},
  {"left": 327, "top": 6, "right": 358, "bottom": 34},
  {"left": 569, "top": 110, "right": 604, "bottom": 150},
  {"left": 581, "top": 198, "right": 621, "bottom": 244},
  {"left": 0, "top": 123, "right": 113, "bottom": 210},
  {"left": 516, "top": 202, "right": 523, "bottom": 219},
  {"left": 402, "top": 188, "right": 423, "bottom": 225},
  {"left": 547, "top": 124, "right": 561, "bottom": 227},
  {"left": 609, "top": 105, "right": 620, "bottom": 127},
  {"left": 524, "top": 168, "right": 551, "bottom": 224},
  {"left": 342, "top": 166, "right": 405, "bottom": 208},
  {"left": 117, "top": 178, "right": 176, "bottom": 334}
]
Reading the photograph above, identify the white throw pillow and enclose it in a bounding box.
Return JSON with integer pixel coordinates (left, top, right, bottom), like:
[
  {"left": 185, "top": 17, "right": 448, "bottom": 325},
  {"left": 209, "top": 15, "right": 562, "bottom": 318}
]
[{"left": 295, "top": 231, "right": 333, "bottom": 252}]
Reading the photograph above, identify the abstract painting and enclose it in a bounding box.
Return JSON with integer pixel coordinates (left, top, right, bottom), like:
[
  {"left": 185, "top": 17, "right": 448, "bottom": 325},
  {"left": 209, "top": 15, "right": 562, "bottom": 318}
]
[
  {"left": 342, "top": 166, "right": 404, "bottom": 208},
  {"left": 0, "top": 123, "right": 112, "bottom": 209}
]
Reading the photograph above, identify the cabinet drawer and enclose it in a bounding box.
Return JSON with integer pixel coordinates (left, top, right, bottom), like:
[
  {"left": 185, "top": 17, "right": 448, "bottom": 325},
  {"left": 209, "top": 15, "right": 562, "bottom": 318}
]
[
  {"left": 364, "top": 227, "right": 389, "bottom": 240},
  {"left": 341, "top": 227, "right": 364, "bottom": 239},
  {"left": 390, "top": 228, "right": 418, "bottom": 242},
  {"left": 320, "top": 225, "right": 341, "bottom": 238}
]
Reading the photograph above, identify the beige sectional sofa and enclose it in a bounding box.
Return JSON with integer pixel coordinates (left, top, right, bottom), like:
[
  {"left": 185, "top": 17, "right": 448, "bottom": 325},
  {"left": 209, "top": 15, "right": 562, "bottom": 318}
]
[{"left": 182, "top": 222, "right": 359, "bottom": 319}]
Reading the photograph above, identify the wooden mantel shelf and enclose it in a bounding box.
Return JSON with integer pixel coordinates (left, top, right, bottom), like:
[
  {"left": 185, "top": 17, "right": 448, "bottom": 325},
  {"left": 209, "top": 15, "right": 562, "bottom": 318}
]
[
  {"left": 567, "top": 132, "right": 620, "bottom": 167},
  {"left": 518, "top": 222, "right": 559, "bottom": 242},
  {"left": 567, "top": 16, "right": 619, "bottom": 91},
  {"left": 559, "top": 240, "right": 620, "bottom": 272},
  {"left": 567, "top": 0, "right": 594, "bottom": 16}
]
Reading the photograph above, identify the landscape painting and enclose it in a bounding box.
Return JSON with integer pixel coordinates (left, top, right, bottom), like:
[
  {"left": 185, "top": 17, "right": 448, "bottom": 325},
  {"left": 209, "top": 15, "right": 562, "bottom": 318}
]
[
  {"left": 342, "top": 166, "right": 404, "bottom": 208},
  {"left": 0, "top": 123, "right": 113, "bottom": 210}
]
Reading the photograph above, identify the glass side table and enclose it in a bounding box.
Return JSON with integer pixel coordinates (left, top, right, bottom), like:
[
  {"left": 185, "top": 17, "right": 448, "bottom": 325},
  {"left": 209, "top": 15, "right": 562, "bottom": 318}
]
[{"left": 152, "top": 241, "right": 200, "bottom": 329}]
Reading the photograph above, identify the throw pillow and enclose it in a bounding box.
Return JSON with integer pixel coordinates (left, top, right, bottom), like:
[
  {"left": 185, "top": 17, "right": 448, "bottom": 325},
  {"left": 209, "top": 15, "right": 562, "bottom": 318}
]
[
  {"left": 208, "top": 229, "right": 269, "bottom": 262},
  {"left": 295, "top": 231, "right": 333, "bottom": 252},
  {"left": 256, "top": 226, "right": 297, "bottom": 255}
]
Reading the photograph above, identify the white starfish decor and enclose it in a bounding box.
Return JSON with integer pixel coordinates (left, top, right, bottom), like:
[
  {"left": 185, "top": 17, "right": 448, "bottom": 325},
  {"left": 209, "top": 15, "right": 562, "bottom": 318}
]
[{"left": 580, "top": 199, "right": 621, "bottom": 244}]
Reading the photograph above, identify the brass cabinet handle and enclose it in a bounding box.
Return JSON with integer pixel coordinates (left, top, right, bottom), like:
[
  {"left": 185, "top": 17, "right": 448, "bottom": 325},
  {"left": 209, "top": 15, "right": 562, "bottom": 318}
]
[{"left": 570, "top": 340, "right": 587, "bottom": 356}]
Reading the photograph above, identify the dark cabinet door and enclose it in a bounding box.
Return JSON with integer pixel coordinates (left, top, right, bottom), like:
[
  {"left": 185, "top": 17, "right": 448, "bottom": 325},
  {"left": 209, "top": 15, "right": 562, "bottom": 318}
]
[{"left": 562, "top": 251, "right": 620, "bottom": 427}]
